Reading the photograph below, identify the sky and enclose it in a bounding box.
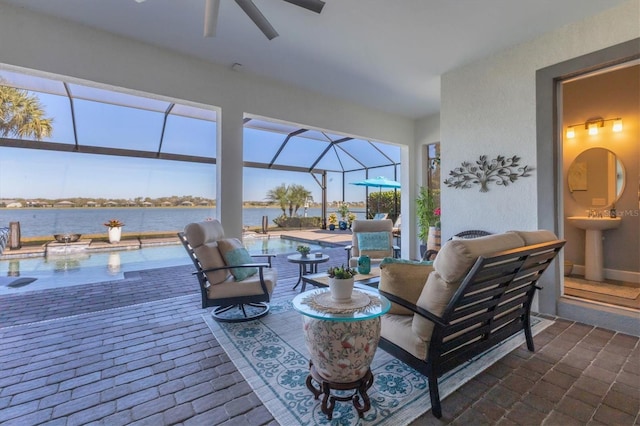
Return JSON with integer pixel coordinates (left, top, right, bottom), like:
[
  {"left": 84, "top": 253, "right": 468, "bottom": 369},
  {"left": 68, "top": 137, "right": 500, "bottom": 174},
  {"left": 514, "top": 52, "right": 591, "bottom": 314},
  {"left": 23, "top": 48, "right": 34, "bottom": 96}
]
[{"left": 0, "top": 71, "right": 399, "bottom": 203}]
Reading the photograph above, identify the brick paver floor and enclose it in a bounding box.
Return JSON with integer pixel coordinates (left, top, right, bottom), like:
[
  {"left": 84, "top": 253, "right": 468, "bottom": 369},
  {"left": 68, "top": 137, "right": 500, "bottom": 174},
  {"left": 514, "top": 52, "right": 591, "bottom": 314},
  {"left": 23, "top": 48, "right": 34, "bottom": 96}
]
[{"left": 1, "top": 246, "right": 638, "bottom": 425}]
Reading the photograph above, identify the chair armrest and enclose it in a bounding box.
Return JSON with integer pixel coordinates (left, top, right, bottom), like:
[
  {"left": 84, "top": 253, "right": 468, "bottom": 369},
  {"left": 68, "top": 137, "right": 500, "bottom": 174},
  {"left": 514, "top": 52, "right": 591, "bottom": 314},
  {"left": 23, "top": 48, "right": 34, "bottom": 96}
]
[
  {"left": 378, "top": 289, "right": 448, "bottom": 328},
  {"left": 422, "top": 249, "right": 438, "bottom": 261},
  {"left": 199, "top": 263, "right": 270, "bottom": 274},
  {"left": 251, "top": 253, "right": 276, "bottom": 268},
  {"left": 345, "top": 245, "right": 353, "bottom": 262}
]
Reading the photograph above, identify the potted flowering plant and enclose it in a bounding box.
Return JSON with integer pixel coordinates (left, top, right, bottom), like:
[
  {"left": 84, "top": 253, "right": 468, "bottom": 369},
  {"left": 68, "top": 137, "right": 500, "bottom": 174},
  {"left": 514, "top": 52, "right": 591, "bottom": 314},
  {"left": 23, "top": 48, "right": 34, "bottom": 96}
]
[
  {"left": 327, "top": 265, "right": 357, "bottom": 301},
  {"left": 347, "top": 212, "right": 357, "bottom": 229},
  {"left": 327, "top": 212, "right": 338, "bottom": 230},
  {"left": 104, "top": 219, "right": 124, "bottom": 243},
  {"left": 296, "top": 245, "right": 311, "bottom": 257}
]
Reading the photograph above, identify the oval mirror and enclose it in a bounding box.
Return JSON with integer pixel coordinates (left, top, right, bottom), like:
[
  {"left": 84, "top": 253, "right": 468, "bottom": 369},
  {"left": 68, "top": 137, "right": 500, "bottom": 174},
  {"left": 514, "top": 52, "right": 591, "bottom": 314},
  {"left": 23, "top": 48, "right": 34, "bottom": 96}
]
[{"left": 567, "top": 147, "right": 625, "bottom": 208}]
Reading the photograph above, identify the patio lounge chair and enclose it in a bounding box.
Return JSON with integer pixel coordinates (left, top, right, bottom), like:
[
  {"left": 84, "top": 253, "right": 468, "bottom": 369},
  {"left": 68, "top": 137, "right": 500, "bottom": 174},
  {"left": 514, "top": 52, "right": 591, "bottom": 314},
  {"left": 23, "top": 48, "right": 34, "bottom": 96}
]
[
  {"left": 345, "top": 219, "right": 399, "bottom": 267},
  {"left": 179, "top": 220, "right": 277, "bottom": 322}
]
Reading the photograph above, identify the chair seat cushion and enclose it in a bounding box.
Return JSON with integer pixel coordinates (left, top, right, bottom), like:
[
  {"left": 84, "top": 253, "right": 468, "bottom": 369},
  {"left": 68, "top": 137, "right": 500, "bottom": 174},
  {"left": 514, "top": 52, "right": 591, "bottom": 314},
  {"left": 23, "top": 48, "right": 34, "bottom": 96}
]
[
  {"left": 207, "top": 269, "right": 277, "bottom": 299},
  {"left": 217, "top": 238, "right": 257, "bottom": 281}
]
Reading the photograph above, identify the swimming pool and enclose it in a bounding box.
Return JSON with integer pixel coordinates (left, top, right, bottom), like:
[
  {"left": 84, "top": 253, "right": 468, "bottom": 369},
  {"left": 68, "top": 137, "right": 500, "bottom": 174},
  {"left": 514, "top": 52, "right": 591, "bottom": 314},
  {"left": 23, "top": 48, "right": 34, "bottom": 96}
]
[{"left": 0, "top": 236, "right": 326, "bottom": 294}]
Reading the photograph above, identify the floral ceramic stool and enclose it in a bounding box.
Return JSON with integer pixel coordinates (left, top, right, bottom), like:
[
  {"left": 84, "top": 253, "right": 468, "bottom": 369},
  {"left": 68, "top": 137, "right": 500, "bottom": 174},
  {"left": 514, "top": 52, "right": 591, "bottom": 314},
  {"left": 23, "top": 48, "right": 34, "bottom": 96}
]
[{"left": 292, "top": 288, "right": 391, "bottom": 420}]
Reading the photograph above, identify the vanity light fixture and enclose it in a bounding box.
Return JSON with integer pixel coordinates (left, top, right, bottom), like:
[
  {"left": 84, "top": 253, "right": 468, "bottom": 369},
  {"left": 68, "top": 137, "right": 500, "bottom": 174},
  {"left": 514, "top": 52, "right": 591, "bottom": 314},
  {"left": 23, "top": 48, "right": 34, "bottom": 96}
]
[
  {"left": 612, "top": 118, "right": 623, "bottom": 132},
  {"left": 564, "top": 116, "right": 622, "bottom": 139}
]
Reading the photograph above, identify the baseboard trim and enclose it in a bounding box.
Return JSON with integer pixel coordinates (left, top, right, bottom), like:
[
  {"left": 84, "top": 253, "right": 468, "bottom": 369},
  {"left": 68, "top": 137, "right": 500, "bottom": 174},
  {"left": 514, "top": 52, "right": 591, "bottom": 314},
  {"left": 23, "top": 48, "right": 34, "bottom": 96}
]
[{"left": 570, "top": 265, "right": 639, "bottom": 284}]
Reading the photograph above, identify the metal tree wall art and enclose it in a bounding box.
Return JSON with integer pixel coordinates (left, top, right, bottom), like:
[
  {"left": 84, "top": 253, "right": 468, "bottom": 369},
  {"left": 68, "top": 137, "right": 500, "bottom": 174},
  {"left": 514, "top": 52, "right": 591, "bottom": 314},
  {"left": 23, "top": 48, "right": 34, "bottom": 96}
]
[{"left": 444, "top": 155, "right": 533, "bottom": 192}]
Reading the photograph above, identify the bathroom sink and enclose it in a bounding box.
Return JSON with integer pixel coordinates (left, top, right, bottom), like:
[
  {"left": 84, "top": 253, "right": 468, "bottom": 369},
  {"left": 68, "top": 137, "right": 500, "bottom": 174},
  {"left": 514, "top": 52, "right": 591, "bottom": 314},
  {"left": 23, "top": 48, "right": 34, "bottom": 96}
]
[
  {"left": 566, "top": 216, "right": 621, "bottom": 231},
  {"left": 566, "top": 216, "right": 621, "bottom": 281}
]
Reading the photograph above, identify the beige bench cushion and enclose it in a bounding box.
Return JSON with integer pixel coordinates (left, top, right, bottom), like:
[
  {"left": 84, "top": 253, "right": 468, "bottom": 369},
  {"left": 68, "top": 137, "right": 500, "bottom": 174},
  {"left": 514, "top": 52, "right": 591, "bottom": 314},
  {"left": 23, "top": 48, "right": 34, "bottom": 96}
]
[
  {"left": 379, "top": 260, "right": 434, "bottom": 315},
  {"left": 509, "top": 229, "right": 558, "bottom": 245},
  {"left": 413, "top": 232, "right": 526, "bottom": 342},
  {"left": 382, "top": 314, "right": 427, "bottom": 360},
  {"left": 433, "top": 232, "right": 525, "bottom": 283}
]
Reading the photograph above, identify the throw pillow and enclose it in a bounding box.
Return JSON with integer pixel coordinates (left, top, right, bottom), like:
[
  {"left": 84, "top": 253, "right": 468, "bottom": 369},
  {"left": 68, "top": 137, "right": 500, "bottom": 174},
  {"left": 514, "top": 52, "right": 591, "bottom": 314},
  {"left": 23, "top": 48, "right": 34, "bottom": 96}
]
[
  {"left": 217, "top": 238, "right": 257, "bottom": 281},
  {"left": 379, "top": 260, "right": 433, "bottom": 315},
  {"left": 357, "top": 232, "right": 390, "bottom": 251}
]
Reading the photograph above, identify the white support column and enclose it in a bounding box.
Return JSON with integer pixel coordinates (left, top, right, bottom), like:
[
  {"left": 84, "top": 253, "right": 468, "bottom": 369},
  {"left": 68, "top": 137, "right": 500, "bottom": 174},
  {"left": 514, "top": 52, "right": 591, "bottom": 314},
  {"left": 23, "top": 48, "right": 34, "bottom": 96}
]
[{"left": 217, "top": 105, "right": 244, "bottom": 240}]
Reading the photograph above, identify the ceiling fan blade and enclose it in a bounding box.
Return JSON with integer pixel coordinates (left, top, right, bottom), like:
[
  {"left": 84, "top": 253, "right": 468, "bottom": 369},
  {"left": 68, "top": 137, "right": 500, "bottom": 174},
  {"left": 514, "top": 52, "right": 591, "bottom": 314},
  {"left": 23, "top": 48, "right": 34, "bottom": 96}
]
[
  {"left": 235, "top": 0, "right": 279, "bottom": 40},
  {"left": 203, "top": 0, "right": 220, "bottom": 37},
  {"left": 282, "top": 0, "right": 325, "bottom": 14}
]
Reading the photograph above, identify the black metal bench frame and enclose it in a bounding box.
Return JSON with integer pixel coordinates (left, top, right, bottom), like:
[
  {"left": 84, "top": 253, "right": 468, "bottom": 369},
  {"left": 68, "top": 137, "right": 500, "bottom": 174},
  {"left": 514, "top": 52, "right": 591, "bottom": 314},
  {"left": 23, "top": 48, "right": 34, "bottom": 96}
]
[{"left": 379, "top": 239, "right": 565, "bottom": 418}]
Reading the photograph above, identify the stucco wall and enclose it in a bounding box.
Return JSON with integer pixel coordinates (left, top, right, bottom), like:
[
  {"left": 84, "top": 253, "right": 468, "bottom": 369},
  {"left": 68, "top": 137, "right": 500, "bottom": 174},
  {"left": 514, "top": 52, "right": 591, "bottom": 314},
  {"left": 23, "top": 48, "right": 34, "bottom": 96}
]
[{"left": 440, "top": 0, "right": 640, "bottom": 240}]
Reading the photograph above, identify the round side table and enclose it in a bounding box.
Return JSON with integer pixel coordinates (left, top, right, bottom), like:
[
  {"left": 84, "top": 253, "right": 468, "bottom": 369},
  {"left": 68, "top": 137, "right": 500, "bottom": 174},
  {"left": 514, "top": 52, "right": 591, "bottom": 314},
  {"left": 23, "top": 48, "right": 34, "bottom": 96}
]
[
  {"left": 292, "top": 288, "right": 391, "bottom": 420},
  {"left": 287, "top": 253, "right": 330, "bottom": 291}
]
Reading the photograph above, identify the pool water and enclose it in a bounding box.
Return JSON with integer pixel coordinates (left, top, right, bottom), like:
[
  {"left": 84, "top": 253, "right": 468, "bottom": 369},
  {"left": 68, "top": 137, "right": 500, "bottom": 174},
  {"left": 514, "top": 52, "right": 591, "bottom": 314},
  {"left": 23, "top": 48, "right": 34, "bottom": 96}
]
[{"left": 0, "top": 236, "right": 326, "bottom": 294}]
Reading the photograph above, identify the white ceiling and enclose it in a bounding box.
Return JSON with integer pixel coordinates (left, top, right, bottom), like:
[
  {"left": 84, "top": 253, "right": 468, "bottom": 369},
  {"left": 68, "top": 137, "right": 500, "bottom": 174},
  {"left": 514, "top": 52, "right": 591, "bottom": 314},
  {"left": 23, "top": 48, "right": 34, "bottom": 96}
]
[{"left": 1, "top": 0, "right": 628, "bottom": 118}]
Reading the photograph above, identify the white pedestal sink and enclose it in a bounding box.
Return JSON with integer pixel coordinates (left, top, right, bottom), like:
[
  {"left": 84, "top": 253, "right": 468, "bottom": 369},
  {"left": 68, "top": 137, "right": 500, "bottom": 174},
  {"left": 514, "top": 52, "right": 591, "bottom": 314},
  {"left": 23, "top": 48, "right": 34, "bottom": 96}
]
[{"left": 567, "top": 216, "right": 621, "bottom": 281}]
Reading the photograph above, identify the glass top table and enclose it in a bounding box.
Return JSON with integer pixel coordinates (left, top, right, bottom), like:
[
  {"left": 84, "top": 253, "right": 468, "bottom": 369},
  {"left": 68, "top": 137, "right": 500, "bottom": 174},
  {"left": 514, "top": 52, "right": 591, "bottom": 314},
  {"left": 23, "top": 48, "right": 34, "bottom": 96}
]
[{"left": 292, "top": 288, "right": 390, "bottom": 322}]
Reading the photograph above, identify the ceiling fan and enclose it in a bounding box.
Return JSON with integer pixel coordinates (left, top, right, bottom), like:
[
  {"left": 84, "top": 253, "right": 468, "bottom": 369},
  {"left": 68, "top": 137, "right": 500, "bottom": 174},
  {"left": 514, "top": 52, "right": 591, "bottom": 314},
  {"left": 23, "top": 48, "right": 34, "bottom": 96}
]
[{"left": 135, "top": 0, "right": 325, "bottom": 40}]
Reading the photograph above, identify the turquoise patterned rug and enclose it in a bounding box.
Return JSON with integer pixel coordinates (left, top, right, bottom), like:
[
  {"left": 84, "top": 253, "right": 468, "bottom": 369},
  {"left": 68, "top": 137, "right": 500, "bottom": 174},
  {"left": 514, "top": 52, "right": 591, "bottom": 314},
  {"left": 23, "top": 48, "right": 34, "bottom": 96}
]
[{"left": 204, "top": 301, "right": 552, "bottom": 425}]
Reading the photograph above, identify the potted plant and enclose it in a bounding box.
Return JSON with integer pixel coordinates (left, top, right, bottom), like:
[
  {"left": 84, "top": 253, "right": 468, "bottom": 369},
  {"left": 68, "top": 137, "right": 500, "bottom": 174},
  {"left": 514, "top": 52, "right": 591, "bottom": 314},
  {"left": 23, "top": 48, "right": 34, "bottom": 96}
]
[
  {"left": 347, "top": 212, "right": 357, "bottom": 229},
  {"left": 296, "top": 245, "right": 311, "bottom": 258},
  {"left": 327, "top": 265, "right": 357, "bottom": 301},
  {"left": 337, "top": 203, "right": 350, "bottom": 230},
  {"left": 104, "top": 219, "right": 125, "bottom": 243},
  {"left": 416, "top": 186, "right": 437, "bottom": 255},
  {"left": 327, "top": 212, "right": 338, "bottom": 230}
]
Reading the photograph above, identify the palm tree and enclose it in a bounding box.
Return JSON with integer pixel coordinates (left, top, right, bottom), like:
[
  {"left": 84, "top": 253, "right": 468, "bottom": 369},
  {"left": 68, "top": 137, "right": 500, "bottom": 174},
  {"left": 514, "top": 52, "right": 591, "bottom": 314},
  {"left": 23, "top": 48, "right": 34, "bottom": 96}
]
[
  {"left": 0, "top": 83, "right": 54, "bottom": 140},
  {"left": 266, "top": 184, "right": 289, "bottom": 216},
  {"left": 287, "top": 184, "right": 311, "bottom": 217}
]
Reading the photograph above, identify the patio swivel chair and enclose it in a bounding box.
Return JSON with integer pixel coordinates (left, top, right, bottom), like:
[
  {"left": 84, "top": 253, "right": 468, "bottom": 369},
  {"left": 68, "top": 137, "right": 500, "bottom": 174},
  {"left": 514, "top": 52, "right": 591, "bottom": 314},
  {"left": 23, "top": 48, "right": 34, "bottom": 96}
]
[
  {"left": 179, "top": 220, "right": 277, "bottom": 322},
  {"left": 345, "top": 219, "right": 399, "bottom": 268}
]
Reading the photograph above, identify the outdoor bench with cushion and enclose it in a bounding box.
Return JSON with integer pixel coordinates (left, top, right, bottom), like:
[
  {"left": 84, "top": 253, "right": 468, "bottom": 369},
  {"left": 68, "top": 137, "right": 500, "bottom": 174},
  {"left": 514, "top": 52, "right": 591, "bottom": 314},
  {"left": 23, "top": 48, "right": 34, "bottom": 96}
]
[{"left": 377, "top": 230, "right": 565, "bottom": 418}]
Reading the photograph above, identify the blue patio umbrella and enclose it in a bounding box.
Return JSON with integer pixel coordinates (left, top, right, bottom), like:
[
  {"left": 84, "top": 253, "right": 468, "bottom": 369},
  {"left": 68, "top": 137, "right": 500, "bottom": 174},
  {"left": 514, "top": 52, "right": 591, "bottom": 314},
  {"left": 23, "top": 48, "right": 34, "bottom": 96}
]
[{"left": 350, "top": 176, "right": 401, "bottom": 213}]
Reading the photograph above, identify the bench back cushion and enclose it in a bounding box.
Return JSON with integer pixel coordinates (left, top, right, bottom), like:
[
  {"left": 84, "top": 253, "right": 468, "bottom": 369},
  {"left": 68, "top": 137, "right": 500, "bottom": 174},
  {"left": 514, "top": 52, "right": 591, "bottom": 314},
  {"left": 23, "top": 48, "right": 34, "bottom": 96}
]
[
  {"left": 412, "top": 232, "right": 527, "bottom": 341},
  {"left": 379, "top": 259, "right": 434, "bottom": 315}
]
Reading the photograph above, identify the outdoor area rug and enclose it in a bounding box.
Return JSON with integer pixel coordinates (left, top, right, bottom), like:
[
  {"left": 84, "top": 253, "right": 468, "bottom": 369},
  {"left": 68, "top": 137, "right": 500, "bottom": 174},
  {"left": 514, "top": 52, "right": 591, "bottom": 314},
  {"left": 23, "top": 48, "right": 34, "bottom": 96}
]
[{"left": 204, "top": 301, "right": 553, "bottom": 425}]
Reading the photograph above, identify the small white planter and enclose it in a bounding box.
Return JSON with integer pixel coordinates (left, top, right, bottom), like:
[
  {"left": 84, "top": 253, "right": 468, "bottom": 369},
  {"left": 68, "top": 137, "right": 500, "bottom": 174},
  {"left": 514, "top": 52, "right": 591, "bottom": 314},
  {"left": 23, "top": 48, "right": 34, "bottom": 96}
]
[
  {"left": 328, "top": 277, "right": 354, "bottom": 301},
  {"left": 108, "top": 227, "right": 122, "bottom": 243}
]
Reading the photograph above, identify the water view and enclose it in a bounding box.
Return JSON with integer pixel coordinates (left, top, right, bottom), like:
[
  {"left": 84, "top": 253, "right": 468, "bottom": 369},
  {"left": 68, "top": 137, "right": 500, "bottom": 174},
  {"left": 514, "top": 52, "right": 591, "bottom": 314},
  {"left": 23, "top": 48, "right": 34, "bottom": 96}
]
[
  {"left": 0, "top": 235, "right": 327, "bottom": 294},
  {"left": 0, "top": 207, "right": 367, "bottom": 238}
]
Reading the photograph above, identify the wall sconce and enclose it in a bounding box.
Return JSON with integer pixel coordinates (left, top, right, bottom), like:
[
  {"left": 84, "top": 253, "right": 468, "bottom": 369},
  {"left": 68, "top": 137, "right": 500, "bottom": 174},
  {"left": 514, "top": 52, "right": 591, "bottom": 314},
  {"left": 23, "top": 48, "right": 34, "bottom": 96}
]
[{"left": 565, "top": 116, "right": 622, "bottom": 139}]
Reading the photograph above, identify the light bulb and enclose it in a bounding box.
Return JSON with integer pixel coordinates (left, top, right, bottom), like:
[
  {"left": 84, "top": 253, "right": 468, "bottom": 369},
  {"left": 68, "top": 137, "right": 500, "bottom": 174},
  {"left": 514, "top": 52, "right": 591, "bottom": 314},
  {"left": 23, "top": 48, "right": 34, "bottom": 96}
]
[
  {"left": 566, "top": 127, "right": 575, "bottom": 139},
  {"left": 588, "top": 123, "right": 598, "bottom": 135},
  {"left": 612, "top": 119, "right": 623, "bottom": 132}
]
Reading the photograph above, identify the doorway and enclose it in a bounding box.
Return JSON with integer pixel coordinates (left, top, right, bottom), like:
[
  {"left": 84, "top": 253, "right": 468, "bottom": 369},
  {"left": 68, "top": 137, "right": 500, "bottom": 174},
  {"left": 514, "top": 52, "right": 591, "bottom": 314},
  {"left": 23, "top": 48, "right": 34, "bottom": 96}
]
[
  {"left": 535, "top": 38, "right": 640, "bottom": 335},
  {"left": 560, "top": 63, "right": 640, "bottom": 311}
]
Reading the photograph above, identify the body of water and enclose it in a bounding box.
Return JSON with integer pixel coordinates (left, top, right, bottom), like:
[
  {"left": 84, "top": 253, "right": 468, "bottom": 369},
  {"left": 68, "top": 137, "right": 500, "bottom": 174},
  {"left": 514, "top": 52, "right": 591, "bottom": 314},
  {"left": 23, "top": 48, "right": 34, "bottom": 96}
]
[
  {"left": 0, "top": 236, "right": 327, "bottom": 294},
  {"left": 0, "top": 207, "right": 367, "bottom": 238}
]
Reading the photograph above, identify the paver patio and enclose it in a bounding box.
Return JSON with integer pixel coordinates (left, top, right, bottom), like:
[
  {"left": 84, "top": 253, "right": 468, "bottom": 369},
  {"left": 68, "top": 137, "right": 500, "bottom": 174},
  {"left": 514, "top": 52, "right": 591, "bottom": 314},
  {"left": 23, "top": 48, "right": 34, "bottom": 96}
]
[{"left": 0, "top": 245, "right": 638, "bottom": 425}]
